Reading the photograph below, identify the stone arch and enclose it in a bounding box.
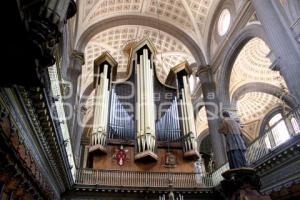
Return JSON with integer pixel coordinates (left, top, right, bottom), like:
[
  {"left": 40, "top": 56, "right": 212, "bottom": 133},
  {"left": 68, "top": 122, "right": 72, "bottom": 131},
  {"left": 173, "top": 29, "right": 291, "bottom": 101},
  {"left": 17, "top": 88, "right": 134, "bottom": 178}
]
[
  {"left": 197, "top": 129, "right": 209, "bottom": 148},
  {"left": 231, "top": 82, "right": 297, "bottom": 108},
  {"left": 217, "top": 24, "right": 267, "bottom": 106},
  {"left": 75, "top": 15, "right": 207, "bottom": 67}
]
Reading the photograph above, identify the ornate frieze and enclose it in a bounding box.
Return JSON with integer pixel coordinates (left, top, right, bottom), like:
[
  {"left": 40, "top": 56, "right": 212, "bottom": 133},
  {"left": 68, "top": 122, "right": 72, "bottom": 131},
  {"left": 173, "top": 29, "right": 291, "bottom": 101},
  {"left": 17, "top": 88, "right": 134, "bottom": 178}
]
[{"left": 0, "top": 100, "right": 56, "bottom": 199}]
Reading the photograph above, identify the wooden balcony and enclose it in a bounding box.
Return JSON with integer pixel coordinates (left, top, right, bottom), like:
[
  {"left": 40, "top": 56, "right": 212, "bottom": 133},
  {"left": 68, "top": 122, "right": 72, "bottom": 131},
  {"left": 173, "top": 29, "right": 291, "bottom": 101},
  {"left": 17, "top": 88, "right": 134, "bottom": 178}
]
[{"left": 75, "top": 169, "right": 213, "bottom": 189}]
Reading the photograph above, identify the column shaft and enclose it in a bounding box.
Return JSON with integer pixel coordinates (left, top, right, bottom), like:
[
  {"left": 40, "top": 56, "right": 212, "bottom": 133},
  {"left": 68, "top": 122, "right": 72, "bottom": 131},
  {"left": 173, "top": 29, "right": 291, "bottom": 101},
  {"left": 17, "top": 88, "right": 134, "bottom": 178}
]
[
  {"left": 251, "top": 0, "right": 300, "bottom": 104},
  {"left": 197, "top": 67, "right": 227, "bottom": 167}
]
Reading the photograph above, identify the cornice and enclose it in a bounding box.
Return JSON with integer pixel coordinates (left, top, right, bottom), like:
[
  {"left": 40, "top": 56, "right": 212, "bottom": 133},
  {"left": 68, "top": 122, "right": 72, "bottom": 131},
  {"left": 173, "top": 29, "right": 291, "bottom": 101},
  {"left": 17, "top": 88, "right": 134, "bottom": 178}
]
[{"left": 0, "top": 93, "right": 57, "bottom": 199}]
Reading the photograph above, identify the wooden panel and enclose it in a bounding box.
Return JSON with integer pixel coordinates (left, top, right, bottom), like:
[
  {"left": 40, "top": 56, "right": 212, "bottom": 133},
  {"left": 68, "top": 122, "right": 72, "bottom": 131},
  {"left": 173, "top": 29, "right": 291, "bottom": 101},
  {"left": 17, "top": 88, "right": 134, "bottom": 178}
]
[{"left": 91, "top": 145, "right": 195, "bottom": 173}]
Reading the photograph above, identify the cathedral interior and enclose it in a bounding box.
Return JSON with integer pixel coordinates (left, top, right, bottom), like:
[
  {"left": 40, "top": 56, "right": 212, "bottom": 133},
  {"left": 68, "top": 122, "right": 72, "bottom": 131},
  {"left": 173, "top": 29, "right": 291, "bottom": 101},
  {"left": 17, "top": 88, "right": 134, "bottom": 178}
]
[{"left": 1, "top": 0, "right": 300, "bottom": 199}]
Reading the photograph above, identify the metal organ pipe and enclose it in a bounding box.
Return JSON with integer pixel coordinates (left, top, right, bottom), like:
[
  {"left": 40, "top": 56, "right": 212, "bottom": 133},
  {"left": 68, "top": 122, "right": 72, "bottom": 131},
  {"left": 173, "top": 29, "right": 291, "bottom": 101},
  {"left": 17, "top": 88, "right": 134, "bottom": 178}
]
[
  {"left": 178, "top": 74, "right": 199, "bottom": 159},
  {"left": 182, "top": 88, "right": 191, "bottom": 151},
  {"left": 183, "top": 76, "right": 196, "bottom": 135},
  {"left": 155, "top": 99, "right": 181, "bottom": 142},
  {"left": 107, "top": 88, "right": 135, "bottom": 140},
  {"left": 90, "top": 64, "right": 111, "bottom": 153},
  {"left": 135, "top": 48, "right": 157, "bottom": 159}
]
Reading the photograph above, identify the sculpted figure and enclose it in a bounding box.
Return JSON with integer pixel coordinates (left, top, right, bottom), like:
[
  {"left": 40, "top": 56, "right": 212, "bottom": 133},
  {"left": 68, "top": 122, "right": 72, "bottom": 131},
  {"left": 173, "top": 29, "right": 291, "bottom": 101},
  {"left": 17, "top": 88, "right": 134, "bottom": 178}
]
[{"left": 219, "top": 111, "right": 247, "bottom": 169}]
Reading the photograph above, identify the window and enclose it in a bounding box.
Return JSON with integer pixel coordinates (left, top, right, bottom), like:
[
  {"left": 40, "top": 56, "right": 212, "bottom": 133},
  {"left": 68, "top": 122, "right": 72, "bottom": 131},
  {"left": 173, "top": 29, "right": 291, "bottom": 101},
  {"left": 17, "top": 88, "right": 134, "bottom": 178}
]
[
  {"left": 217, "top": 9, "right": 231, "bottom": 36},
  {"left": 264, "top": 113, "right": 291, "bottom": 149},
  {"left": 291, "top": 117, "right": 300, "bottom": 134}
]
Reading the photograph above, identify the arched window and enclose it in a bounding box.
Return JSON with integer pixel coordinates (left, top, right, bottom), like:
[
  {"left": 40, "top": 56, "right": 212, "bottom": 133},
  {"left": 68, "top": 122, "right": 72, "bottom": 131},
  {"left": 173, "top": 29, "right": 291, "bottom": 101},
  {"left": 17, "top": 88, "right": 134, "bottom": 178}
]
[{"left": 263, "top": 112, "right": 291, "bottom": 149}]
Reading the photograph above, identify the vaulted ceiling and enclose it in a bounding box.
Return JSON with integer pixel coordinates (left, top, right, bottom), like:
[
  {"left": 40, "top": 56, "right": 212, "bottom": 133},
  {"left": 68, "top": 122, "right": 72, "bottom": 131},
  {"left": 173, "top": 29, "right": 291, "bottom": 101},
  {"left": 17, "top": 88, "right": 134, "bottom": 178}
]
[
  {"left": 76, "top": 0, "right": 222, "bottom": 131},
  {"left": 75, "top": 0, "right": 287, "bottom": 141},
  {"left": 196, "top": 37, "right": 287, "bottom": 140},
  {"left": 77, "top": 0, "right": 215, "bottom": 44},
  {"left": 76, "top": 0, "right": 221, "bottom": 93},
  {"left": 230, "top": 38, "right": 286, "bottom": 123}
]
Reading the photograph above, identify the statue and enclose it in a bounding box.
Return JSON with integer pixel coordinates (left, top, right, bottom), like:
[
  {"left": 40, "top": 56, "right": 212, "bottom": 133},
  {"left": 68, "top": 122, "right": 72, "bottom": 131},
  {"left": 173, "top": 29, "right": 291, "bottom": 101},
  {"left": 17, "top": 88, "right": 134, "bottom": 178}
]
[
  {"left": 218, "top": 112, "right": 271, "bottom": 200},
  {"left": 218, "top": 111, "right": 247, "bottom": 169}
]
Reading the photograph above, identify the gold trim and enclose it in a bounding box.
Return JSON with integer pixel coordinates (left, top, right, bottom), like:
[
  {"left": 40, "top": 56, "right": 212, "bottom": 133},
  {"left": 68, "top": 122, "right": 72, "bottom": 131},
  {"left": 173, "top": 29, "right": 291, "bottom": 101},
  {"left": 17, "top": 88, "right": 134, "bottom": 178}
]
[
  {"left": 111, "top": 51, "right": 133, "bottom": 84},
  {"left": 171, "top": 61, "right": 192, "bottom": 75},
  {"left": 131, "top": 37, "right": 157, "bottom": 56},
  {"left": 165, "top": 61, "right": 192, "bottom": 88},
  {"left": 110, "top": 38, "right": 182, "bottom": 91},
  {"left": 112, "top": 37, "right": 160, "bottom": 85},
  {"left": 94, "top": 52, "right": 118, "bottom": 70},
  {"left": 154, "top": 64, "right": 177, "bottom": 90},
  {"left": 94, "top": 52, "right": 118, "bottom": 86}
]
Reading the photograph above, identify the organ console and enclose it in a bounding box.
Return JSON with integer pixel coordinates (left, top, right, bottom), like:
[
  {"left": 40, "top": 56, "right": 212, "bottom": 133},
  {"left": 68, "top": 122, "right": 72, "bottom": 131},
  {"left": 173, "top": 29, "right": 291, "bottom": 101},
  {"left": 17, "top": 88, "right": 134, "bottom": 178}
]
[{"left": 88, "top": 38, "right": 199, "bottom": 162}]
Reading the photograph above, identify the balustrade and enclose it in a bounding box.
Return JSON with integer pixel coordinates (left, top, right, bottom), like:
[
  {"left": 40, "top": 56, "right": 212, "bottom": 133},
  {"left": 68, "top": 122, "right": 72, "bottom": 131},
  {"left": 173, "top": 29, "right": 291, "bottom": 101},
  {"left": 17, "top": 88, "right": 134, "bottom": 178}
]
[
  {"left": 77, "top": 108, "right": 300, "bottom": 188},
  {"left": 75, "top": 169, "right": 213, "bottom": 188}
]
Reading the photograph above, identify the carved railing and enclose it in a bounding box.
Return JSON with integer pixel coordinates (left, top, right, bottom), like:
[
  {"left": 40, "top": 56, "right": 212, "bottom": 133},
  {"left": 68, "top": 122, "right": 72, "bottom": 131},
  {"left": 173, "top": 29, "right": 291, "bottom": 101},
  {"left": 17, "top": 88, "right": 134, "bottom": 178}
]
[
  {"left": 211, "top": 106, "right": 300, "bottom": 185},
  {"left": 75, "top": 169, "right": 213, "bottom": 188},
  {"left": 245, "top": 107, "right": 300, "bottom": 164},
  {"left": 211, "top": 163, "right": 230, "bottom": 186},
  {"left": 76, "top": 108, "right": 300, "bottom": 189}
]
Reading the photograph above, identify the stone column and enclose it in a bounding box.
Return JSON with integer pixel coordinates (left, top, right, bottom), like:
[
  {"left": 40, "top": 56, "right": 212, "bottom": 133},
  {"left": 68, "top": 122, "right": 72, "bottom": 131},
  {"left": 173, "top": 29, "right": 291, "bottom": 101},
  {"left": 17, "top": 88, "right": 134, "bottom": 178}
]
[
  {"left": 197, "top": 66, "right": 227, "bottom": 167},
  {"left": 251, "top": 0, "right": 300, "bottom": 104},
  {"left": 68, "top": 50, "right": 84, "bottom": 166}
]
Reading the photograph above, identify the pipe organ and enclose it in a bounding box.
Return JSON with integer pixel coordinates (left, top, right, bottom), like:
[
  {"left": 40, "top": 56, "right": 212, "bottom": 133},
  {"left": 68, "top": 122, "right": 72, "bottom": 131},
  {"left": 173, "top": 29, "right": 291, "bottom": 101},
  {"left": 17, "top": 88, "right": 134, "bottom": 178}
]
[
  {"left": 88, "top": 38, "right": 199, "bottom": 162},
  {"left": 89, "top": 53, "right": 117, "bottom": 154},
  {"left": 156, "top": 98, "right": 181, "bottom": 142},
  {"left": 166, "top": 62, "right": 200, "bottom": 159},
  {"left": 134, "top": 47, "right": 157, "bottom": 161},
  {"left": 108, "top": 88, "right": 135, "bottom": 140}
]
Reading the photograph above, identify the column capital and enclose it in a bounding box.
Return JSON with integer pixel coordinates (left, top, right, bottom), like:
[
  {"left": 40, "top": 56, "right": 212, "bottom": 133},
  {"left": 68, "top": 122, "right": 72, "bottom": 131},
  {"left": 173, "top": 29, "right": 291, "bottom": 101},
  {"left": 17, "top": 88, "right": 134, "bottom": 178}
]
[
  {"left": 196, "top": 65, "right": 211, "bottom": 77},
  {"left": 196, "top": 65, "right": 216, "bottom": 87},
  {"left": 71, "top": 50, "right": 85, "bottom": 65}
]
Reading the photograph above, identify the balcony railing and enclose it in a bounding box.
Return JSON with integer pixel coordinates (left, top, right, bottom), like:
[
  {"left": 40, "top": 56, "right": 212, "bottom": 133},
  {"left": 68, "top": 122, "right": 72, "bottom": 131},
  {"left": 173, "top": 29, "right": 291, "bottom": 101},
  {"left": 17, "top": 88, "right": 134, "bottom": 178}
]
[
  {"left": 212, "top": 106, "right": 300, "bottom": 184},
  {"left": 245, "top": 107, "right": 300, "bottom": 164},
  {"left": 76, "top": 107, "right": 300, "bottom": 189},
  {"left": 75, "top": 169, "right": 213, "bottom": 188}
]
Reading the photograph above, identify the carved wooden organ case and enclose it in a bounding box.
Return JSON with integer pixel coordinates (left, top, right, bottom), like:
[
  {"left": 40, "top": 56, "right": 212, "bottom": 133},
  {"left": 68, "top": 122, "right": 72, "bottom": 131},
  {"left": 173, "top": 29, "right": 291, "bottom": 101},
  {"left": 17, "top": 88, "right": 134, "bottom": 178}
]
[{"left": 88, "top": 38, "right": 200, "bottom": 162}]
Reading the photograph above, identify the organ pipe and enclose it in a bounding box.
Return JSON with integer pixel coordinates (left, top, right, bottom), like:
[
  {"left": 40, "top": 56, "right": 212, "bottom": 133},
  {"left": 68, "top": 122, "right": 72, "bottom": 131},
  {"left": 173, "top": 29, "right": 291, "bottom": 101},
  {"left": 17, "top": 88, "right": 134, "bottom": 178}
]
[
  {"left": 156, "top": 98, "right": 181, "bottom": 141},
  {"left": 90, "top": 64, "right": 110, "bottom": 153},
  {"left": 135, "top": 47, "right": 158, "bottom": 161},
  {"left": 89, "top": 53, "right": 117, "bottom": 154},
  {"left": 108, "top": 89, "right": 135, "bottom": 140},
  {"left": 170, "top": 62, "right": 200, "bottom": 160}
]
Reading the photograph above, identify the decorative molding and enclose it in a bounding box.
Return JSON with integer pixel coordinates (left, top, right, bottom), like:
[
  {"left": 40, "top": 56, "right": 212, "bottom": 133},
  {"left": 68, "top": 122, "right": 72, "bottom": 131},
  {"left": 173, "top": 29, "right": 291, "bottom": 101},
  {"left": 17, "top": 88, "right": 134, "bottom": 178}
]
[{"left": 0, "top": 97, "right": 57, "bottom": 199}]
